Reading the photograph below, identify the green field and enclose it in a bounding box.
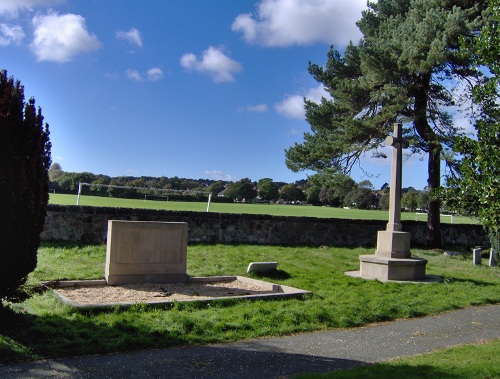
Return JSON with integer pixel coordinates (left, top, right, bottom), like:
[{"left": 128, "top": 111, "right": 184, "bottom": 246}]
[{"left": 49, "top": 193, "right": 478, "bottom": 224}]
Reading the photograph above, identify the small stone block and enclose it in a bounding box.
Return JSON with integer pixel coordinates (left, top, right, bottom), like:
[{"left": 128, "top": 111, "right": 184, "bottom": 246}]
[
  {"left": 489, "top": 248, "right": 496, "bottom": 267},
  {"left": 247, "top": 262, "right": 278, "bottom": 273},
  {"left": 473, "top": 248, "right": 482, "bottom": 265}
]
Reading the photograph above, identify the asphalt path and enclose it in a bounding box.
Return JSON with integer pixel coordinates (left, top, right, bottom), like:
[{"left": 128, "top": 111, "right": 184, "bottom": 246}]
[{"left": 1, "top": 304, "right": 499, "bottom": 378}]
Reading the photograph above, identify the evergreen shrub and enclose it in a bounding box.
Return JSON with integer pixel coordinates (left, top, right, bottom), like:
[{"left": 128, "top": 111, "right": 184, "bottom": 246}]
[{"left": 0, "top": 70, "right": 51, "bottom": 299}]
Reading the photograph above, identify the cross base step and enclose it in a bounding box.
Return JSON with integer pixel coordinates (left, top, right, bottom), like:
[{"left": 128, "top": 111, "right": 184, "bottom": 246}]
[{"left": 359, "top": 255, "right": 427, "bottom": 281}]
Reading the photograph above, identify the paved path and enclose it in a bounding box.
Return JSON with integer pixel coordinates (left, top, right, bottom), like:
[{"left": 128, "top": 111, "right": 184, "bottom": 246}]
[{"left": 1, "top": 304, "right": 499, "bottom": 378}]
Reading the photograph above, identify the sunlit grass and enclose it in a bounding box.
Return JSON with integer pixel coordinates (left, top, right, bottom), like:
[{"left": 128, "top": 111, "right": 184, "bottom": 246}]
[
  {"left": 296, "top": 339, "right": 500, "bottom": 379},
  {"left": 1, "top": 243, "right": 498, "bottom": 364}
]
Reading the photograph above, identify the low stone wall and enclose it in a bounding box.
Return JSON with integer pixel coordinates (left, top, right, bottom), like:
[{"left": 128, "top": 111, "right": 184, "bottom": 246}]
[{"left": 41, "top": 204, "right": 489, "bottom": 248}]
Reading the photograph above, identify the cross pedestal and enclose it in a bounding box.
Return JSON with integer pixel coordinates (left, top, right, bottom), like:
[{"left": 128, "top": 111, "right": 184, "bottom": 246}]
[{"left": 358, "top": 123, "right": 428, "bottom": 281}]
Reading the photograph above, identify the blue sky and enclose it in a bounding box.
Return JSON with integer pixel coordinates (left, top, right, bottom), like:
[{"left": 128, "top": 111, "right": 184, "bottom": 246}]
[{"left": 1, "top": 0, "right": 439, "bottom": 190}]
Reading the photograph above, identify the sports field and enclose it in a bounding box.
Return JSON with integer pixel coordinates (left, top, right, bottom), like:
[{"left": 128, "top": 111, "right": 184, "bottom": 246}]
[{"left": 49, "top": 193, "right": 478, "bottom": 224}]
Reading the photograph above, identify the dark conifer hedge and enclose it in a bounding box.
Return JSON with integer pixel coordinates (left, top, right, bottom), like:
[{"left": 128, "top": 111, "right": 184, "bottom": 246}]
[{"left": 0, "top": 70, "right": 51, "bottom": 299}]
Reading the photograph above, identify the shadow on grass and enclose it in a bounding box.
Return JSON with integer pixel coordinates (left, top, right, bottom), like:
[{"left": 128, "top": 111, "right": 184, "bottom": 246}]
[
  {"left": 0, "top": 304, "right": 186, "bottom": 364},
  {"left": 0, "top": 321, "right": 368, "bottom": 378},
  {"left": 441, "top": 276, "right": 498, "bottom": 287},
  {"left": 1, "top": 293, "right": 307, "bottom": 365},
  {"left": 0, "top": 302, "right": 368, "bottom": 378},
  {"left": 249, "top": 269, "right": 292, "bottom": 281}
]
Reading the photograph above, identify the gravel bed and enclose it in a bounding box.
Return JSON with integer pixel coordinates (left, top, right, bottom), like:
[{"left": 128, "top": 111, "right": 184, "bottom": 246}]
[{"left": 54, "top": 279, "right": 275, "bottom": 305}]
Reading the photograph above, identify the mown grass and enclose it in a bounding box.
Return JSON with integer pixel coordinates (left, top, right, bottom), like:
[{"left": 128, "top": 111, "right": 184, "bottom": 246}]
[
  {"left": 1, "top": 243, "right": 498, "bottom": 364},
  {"left": 49, "top": 193, "right": 478, "bottom": 224},
  {"left": 295, "top": 339, "right": 500, "bottom": 379}
]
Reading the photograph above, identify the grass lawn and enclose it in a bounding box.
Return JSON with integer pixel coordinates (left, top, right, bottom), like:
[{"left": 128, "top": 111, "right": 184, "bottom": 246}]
[
  {"left": 296, "top": 339, "right": 500, "bottom": 379},
  {"left": 49, "top": 194, "right": 478, "bottom": 224},
  {"left": 1, "top": 243, "right": 498, "bottom": 365}
]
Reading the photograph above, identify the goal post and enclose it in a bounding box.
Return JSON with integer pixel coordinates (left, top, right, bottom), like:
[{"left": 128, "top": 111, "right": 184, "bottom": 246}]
[
  {"left": 77, "top": 182, "right": 213, "bottom": 211},
  {"left": 415, "top": 212, "right": 454, "bottom": 223}
]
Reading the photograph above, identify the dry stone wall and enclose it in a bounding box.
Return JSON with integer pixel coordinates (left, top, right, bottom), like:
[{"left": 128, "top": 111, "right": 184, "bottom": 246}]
[{"left": 42, "top": 204, "right": 489, "bottom": 248}]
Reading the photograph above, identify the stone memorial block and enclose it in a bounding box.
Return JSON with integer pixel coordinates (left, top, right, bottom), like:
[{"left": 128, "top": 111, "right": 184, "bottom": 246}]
[{"left": 105, "top": 220, "right": 188, "bottom": 285}]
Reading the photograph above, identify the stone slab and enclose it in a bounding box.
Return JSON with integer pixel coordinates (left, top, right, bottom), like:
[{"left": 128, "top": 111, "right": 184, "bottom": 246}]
[
  {"left": 359, "top": 254, "right": 428, "bottom": 281},
  {"left": 246, "top": 262, "right": 278, "bottom": 273},
  {"left": 105, "top": 220, "right": 188, "bottom": 285}
]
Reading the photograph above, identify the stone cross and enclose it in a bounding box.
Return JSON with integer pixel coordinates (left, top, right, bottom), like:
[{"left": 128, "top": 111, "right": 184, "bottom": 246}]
[{"left": 385, "top": 123, "right": 408, "bottom": 232}]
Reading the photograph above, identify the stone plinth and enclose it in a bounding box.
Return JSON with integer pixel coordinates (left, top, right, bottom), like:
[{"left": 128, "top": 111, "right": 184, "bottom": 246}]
[
  {"left": 105, "top": 220, "right": 188, "bottom": 285},
  {"left": 359, "top": 229, "right": 428, "bottom": 281},
  {"left": 359, "top": 255, "right": 428, "bottom": 281},
  {"left": 375, "top": 230, "right": 411, "bottom": 258}
]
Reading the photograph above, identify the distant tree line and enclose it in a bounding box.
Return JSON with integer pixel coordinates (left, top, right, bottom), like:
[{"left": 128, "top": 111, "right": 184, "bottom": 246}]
[{"left": 49, "top": 163, "right": 430, "bottom": 210}]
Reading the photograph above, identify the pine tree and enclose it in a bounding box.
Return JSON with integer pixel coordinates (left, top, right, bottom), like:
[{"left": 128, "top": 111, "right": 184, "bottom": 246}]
[{"left": 285, "top": 0, "right": 487, "bottom": 247}]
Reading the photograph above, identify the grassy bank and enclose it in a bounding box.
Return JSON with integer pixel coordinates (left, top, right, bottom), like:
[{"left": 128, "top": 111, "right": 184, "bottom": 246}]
[
  {"left": 1, "top": 243, "right": 498, "bottom": 364},
  {"left": 296, "top": 339, "right": 500, "bottom": 379},
  {"left": 49, "top": 193, "right": 477, "bottom": 224}
]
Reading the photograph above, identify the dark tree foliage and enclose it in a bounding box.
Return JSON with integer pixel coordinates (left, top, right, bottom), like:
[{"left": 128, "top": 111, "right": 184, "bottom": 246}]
[
  {"left": 279, "top": 184, "right": 306, "bottom": 202},
  {"left": 257, "top": 178, "right": 279, "bottom": 201},
  {"left": 0, "top": 70, "right": 51, "bottom": 299},
  {"left": 285, "top": 0, "right": 488, "bottom": 247},
  {"left": 444, "top": 0, "right": 500, "bottom": 254},
  {"left": 310, "top": 172, "right": 357, "bottom": 207},
  {"left": 224, "top": 178, "right": 257, "bottom": 201}
]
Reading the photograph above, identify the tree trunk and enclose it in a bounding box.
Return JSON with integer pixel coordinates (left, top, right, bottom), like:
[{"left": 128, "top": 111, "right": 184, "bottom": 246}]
[
  {"left": 427, "top": 144, "right": 442, "bottom": 248},
  {"left": 413, "top": 73, "right": 442, "bottom": 248}
]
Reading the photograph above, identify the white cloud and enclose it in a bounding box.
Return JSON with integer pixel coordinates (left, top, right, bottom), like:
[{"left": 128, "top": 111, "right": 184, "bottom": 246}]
[
  {"left": 454, "top": 114, "right": 476, "bottom": 136},
  {"left": 232, "top": 0, "right": 365, "bottom": 47},
  {"left": 274, "top": 94, "right": 305, "bottom": 119},
  {"left": 241, "top": 104, "right": 268, "bottom": 113},
  {"left": 30, "top": 11, "right": 102, "bottom": 63},
  {"left": 0, "top": 24, "right": 25, "bottom": 46},
  {"left": 105, "top": 71, "right": 119, "bottom": 80},
  {"left": 275, "top": 84, "right": 330, "bottom": 119},
  {"left": 0, "top": 0, "right": 65, "bottom": 18},
  {"left": 146, "top": 67, "right": 163, "bottom": 81},
  {"left": 204, "top": 170, "right": 238, "bottom": 182},
  {"left": 125, "top": 69, "right": 142, "bottom": 81},
  {"left": 125, "top": 67, "right": 164, "bottom": 82},
  {"left": 180, "top": 46, "right": 243, "bottom": 83},
  {"left": 116, "top": 27, "right": 142, "bottom": 47},
  {"left": 306, "top": 85, "right": 332, "bottom": 103}
]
